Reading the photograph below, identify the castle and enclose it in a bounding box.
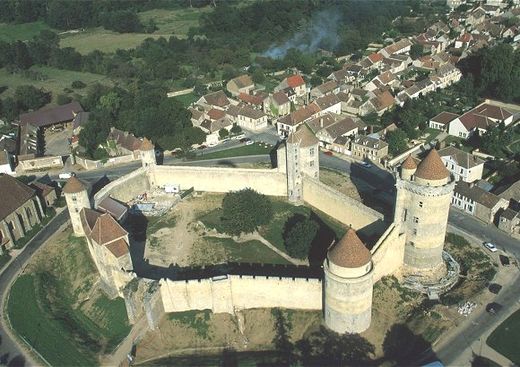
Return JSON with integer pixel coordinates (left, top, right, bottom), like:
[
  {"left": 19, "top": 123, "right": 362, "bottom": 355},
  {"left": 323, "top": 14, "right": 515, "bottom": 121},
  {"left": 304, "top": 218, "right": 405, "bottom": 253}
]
[{"left": 64, "top": 128, "right": 455, "bottom": 334}]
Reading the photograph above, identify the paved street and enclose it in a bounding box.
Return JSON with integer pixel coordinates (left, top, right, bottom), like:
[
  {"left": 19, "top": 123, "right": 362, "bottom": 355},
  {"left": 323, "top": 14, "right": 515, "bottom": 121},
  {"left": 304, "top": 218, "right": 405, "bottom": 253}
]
[{"left": 0, "top": 210, "right": 69, "bottom": 367}]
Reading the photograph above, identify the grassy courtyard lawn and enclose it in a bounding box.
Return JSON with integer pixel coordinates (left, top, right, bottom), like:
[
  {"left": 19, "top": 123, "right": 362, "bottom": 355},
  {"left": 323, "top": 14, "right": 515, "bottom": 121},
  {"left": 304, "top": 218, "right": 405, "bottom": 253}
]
[
  {"left": 423, "top": 128, "right": 441, "bottom": 142},
  {"left": 207, "top": 237, "right": 291, "bottom": 265},
  {"left": 194, "top": 143, "right": 272, "bottom": 160},
  {"left": 0, "top": 66, "right": 113, "bottom": 103},
  {"left": 0, "top": 21, "right": 53, "bottom": 42},
  {"left": 138, "top": 7, "right": 212, "bottom": 37},
  {"left": 172, "top": 92, "right": 198, "bottom": 107},
  {"left": 487, "top": 308, "right": 520, "bottom": 365}
]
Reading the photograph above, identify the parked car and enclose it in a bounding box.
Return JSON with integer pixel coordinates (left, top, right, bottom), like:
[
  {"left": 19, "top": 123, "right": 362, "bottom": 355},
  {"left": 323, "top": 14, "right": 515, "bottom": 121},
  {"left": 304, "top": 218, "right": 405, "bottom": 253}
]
[
  {"left": 245, "top": 140, "right": 254, "bottom": 146},
  {"left": 58, "top": 172, "right": 75, "bottom": 179},
  {"left": 233, "top": 134, "right": 246, "bottom": 140},
  {"left": 323, "top": 151, "right": 333, "bottom": 156},
  {"left": 483, "top": 242, "right": 498, "bottom": 252},
  {"left": 240, "top": 137, "right": 251, "bottom": 143},
  {"left": 486, "top": 302, "right": 503, "bottom": 314},
  {"left": 197, "top": 145, "right": 207, "bottom": 150},
  {"left": 360, "top": 162, "right": 373, "bottom": 168}
]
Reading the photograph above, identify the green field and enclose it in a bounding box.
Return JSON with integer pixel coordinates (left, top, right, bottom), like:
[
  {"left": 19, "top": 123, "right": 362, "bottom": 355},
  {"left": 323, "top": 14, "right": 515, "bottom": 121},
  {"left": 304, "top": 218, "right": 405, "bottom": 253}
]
[
  {"left": 194, "top": 143, "right": 272, "bottom": 160},
  {"left": 7, "top": 233, "right": 131, "bottom": 366},
  {"left": 487, "top": 308, "right": 520, "bottom": 364},
  {"left": 173, "top": 92, "right": 198, "bottom": 107},
  {"left": 0, "top": 66, "right": 113, "bottom": 103},
  {"left": 0, "top": 21, "right": 53, "bottom": 42},
  {"left": 139, "top": 7, "right": 212, "bottom": 36},
  {"left": 0, "top": 253, "right": 11, "bottom": 271}
]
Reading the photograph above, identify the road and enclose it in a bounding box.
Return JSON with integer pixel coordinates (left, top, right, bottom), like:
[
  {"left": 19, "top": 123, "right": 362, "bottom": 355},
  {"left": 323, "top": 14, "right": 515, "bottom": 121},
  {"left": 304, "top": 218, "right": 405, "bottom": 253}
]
[{"left": 0, "top": 210, "right": 69, "bottom": 367}]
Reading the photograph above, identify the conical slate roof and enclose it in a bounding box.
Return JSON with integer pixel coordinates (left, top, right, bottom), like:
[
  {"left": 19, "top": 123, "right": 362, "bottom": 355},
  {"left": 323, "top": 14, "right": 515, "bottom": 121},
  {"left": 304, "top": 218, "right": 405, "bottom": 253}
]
[
  {"left": 62, "top": 176, "right": 86, "bottom": 194},
  {"left": 402, "top": 155, "right": 417, "bottom": 170},
  {"left": 328, "top": 228, "right": 371, "bottom": 268},
  {"left": 140, "top": 137, "right": 154, "bottom": 151},
  {"left": 415, "top": 149, "right": 450, "bottom": 181}
]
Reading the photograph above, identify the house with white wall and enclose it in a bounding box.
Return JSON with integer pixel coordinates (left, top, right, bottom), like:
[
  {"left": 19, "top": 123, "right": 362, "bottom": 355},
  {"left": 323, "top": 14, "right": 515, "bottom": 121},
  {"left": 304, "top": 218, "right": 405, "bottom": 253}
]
[
  {"left": 438, "top": 146, "right": 485, "bottom": 183},
  {"left": 448, "top": 102, "right": 514, "bottom": 139}
]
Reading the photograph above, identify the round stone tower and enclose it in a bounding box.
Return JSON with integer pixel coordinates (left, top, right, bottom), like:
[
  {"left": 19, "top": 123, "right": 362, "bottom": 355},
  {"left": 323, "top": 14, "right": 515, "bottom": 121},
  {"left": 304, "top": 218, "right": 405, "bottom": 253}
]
[
  {"left": 63, "top": 176, "right": 91, "bottom": 236},
  {"left": 394, "top": 148, "right": 455, "bottom": 274},
  {"left": 140, "top": 137, "right": 156, "bottom": 169},
  {"left": 323, "top": 228, "right": 373, "bottom": 334}
]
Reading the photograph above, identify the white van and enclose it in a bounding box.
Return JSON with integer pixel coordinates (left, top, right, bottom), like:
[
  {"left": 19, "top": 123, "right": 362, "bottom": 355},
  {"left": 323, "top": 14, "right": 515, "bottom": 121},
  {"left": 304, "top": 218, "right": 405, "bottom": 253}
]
[{"left": 59, "top": 172, "right": 74, "bottom": 179}]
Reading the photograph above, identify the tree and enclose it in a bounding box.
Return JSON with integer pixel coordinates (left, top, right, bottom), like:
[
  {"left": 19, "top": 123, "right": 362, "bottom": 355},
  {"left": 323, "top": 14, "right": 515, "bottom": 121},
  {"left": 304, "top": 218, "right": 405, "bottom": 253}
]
[
  {"left": 410, "top": 43, "right": 423, "bottom": 60},
  {"left": 13, "top": 41, "right": 33, "bottom": 69},
  {"left": 219, "top": 128, "right": 229, "bottom": 139},
  {"left": 221, "top": 188, "right": 272, "bottom": 235},
  {"left": 252, "top": 68, "right": 265, "bottom": 84},
  {"left": 193, "top": 81, "right": 207, "bottom": 96},
  {"left": 383, "top": 324, "right": 435, "bottom": 365},
  {"left": 78, "top": 110, "right": 111, "bottom": 158},
  {"left": 56, "top": 94, "right": 72, "bottom": 105},
  {"left": 14, "top": 85, "right": 51, "bottom": 111},
  {"left": 230, "top": 123, "right": 242, "bottom": 135},
  {"left": 272, "top": 309, "right": 296, "bottom": 366},
  {"left": 283, "top": 215, "right": 319, "bottom": 259},
  {"left": 386, "top": 129, "right": 408, "bottom": 156}
]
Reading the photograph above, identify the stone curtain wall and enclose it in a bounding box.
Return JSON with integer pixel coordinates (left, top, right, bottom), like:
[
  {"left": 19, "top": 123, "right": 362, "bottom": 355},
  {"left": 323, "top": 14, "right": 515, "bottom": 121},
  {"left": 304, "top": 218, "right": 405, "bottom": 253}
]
[
  {"left": 152, "top": 166, "right": 288, "bottom": 197},
  {"left": 159, "top": 275, "right": 322, "bottom": 314},
  {"left": 370, "top": 224, "right": 406, "bottom": 282},
  {"left": 94, "top": 167, "right": 150, "bottom": 206},
  {"left": 302, "top": 176, "right": 385, "bottom": 236}
]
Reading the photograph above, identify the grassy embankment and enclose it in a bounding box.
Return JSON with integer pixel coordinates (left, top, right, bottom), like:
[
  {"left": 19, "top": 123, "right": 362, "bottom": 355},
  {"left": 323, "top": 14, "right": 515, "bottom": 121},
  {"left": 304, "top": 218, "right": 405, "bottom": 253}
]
[{"left": 7, "top": 231, "right": 131, "bottom": 366}]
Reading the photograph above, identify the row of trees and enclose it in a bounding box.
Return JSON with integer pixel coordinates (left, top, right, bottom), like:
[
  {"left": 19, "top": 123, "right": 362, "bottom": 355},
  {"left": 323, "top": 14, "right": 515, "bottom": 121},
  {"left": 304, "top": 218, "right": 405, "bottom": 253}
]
[
  {"left": 0, "top": 0, "right": 160, "bottom": 33},
  {"left": 0, "top": 85, "right": 51, "bottom": 122}
]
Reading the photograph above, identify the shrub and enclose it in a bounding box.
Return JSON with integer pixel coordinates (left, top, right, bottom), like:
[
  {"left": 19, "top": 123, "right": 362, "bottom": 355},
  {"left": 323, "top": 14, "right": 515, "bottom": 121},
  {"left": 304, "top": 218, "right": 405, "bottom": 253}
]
[
  {"left": 283, "top": 216, "right": 318, "bottom": 259},
  {"left": 71, "top": 80, "right": 86, "bottom": 89}
]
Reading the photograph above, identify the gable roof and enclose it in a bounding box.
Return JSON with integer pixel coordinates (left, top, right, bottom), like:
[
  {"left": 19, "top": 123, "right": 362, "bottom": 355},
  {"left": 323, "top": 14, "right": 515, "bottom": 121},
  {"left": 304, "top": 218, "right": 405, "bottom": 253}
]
[
  {"left": 107, "top": 128, "right": 144, "bottom": 152},
  {"left": 30, "top": 181, "right": 55, "bottom": 198},
  {"left": 328, "top": 228, "right": 371, "bottom": 268},
  {"left": 230, "top": 74, "right": 254, "bottom": 89},
  {"left": 0, "top": 174, "right": 36, "bottom": 221},
  {"left": 105, "top": 237, "right": 130, "bottom": 258},
  {"left": 455, "top": 181, "right": 504, "bottom": 209},
  {"left": 287, "top": 75, "right": 305, "bottom": 88},
  {"left": 279, "top": 105, "right": 319, "bottom": 126},
  {"left": 438, "top": 146, "right": 484, "bottom": 169},
  {"left": 98, "top": 196, "right": 128, "bottom": 221},
  {"left": 368, "top": 52, "right": 383, "bottom": 64},
  {"left": 306, "top": 113, "right": 338, "bottom": 134},
  {"left": 202, "top": 90, "right": 230, "bottom": 108},
  {"left": 90, "top": 213, "right": 128, "bottom": 246},
  {"left": 239, "top": 93, "right": 264, "bottom": 106},
  {"left": 311, "top": 94, "right": 341, "bottom": 111},
  {"left": 208, "top": 108, "right": 226, "bottom": 121},
  {"left": 272, "top": 91, "right": 290, "bottom": 105},
  {"left": 323, "top": 117, "right": 364, "bottom": 140},
  {"left": 431, "top": 111, "right": 459, "bottom": 125},
  {"left": 20, "top": 101, "right": 83, "bottom": 128}
]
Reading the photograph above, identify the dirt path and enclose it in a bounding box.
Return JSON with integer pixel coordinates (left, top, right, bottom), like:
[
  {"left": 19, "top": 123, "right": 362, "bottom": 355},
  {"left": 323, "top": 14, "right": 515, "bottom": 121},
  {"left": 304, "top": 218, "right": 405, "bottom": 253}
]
[
  {"left": 101, "top": 316, "right": 149, "bottom": 367},
  {"left": 204, "top": 229, "right": 307, "bottom": 266}
]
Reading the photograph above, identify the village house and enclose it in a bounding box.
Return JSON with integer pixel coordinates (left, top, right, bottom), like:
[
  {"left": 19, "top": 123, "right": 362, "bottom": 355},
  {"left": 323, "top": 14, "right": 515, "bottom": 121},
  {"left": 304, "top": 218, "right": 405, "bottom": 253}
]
[
  {"left": 368, "top": 89, "right": 395, "bottom": 116},
  {"left": 448, "top": 102, "right": 514, "bottom": 139},
  {"left": 199, "top": 117, "right": 233, "bottom": 145},
  {"left": 455, "top": 33, "right": 473, "bottom": 48},
  {"left": 226, "top": 74, "right": 255, "bottom": 97},
  {"left": 196, "top": 90, "right": 231, "bottom": 111},
  {"left": 189, "top": 107, "right": 205, "bottom": 126},
  {"left": 30, "top": 180, "right": 57, "bottom": 210},
  {"left": 498, "top": 208, "right": 520, "bottom": 238},
  {"left": 465, "top": 7, "right": 487, "bottom": 28},
  {"left": 380, "top": 38, "right": 413, "bottom": 58},
  {"left": 327, "top": 68, "right": 353, "bottom": 84},
  {"left": 0, "top": 174, "right": 44, "bottom": 252},
  {"left": 502, "top": 26, "right": 520, "bottom": 42},
  {"left": 432, "top": 64, "right": 462, "bottom": 88},
  {"left": 19, "top": 101, "right": 84, "bottom": 132},
  {"left": 452, "top": 181, "right": 508, "bottom": 224},
  {"left": 106, "top": 128, "right": 153, "bottom": 158},
  {"left": 305, "top": 113, "right": 338, "bottom": 135},
  {"left": 270, "top": 91, "right": 291, "bottom": 117},
  {"left": 310, "top": 80, "right": 340, "bottom": 100},
  {"left": 429, "top": 111, "right": 460, "bottom": 131},
  {"left": 364, "top": 71, "right": 398, "bottom": 92},
  {"left": 310, "top": 94, "right": 342, "bottom": 116},
  {"left": 315, "top": 117, "right": 365, "bottom": 148},
  {"left": 350, "top": 135, "right": 389, "bottom": 163},
  {"left": 276, "top": 105, "right": 319, "bottom": 137},
  {"left": 438, "top": 146, "right": 485, "bottom": 183},
  {"left": 228, "top": 104, "right": 268, "bottom": 131},
  {"left": 275, "top": 74, "right": 307, "bottom": 100}
]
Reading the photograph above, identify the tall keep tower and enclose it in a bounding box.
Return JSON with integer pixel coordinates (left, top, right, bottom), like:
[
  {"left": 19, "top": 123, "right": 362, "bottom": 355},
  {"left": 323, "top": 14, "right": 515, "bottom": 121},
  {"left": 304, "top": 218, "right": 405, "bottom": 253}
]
[
  {"left": 283, "top": 125, "right": 319, "bottom": 203},
  {"left": 324, "top": 228, "right": 373, "bottom": 334},
  {"left": 63, "top": 176, "right": 91, "bottom": 236},
  {"left": 394, "top": 150, "right": 455, "bottom": 273},
  {"left": 140, "top": 137, "right": 156, "bottom": 169}
]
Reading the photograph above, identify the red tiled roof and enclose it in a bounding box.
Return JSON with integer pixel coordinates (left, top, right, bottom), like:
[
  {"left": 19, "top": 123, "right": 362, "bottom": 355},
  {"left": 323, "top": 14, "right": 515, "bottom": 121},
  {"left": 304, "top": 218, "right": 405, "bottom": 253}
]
[
  {"left": 368, "top": 52, "right": 383, "bottom": 63},
  {"left": 402, "top": 155, "right": 417, "bottom": 170},
  {"left": 207, "top": 108, "right": 226, "bottom": 121},
  {"left": 105, "top": 237, "right": 129, "bottom": 258},
  {"left": 431, "top": 111, "right": 459, "bottom": 125},
  {"left": 239, "top": 93, "right": 263, "bottom": 106},
  {"left": 287, "top": 75, "right": 305, "bottom": 88},
  {"left": 90, "top": 213, "right": 127, "bottom": 245},
  {"left": 63, "top": 176, "right": 86, "bottom": 194}
]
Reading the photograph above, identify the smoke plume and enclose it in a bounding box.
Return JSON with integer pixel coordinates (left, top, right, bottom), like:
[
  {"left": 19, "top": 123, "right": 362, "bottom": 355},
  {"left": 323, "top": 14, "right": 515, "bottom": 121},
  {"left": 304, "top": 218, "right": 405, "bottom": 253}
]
[{"left": 262, "top": 8, "right": 341, "bottom": 59}]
